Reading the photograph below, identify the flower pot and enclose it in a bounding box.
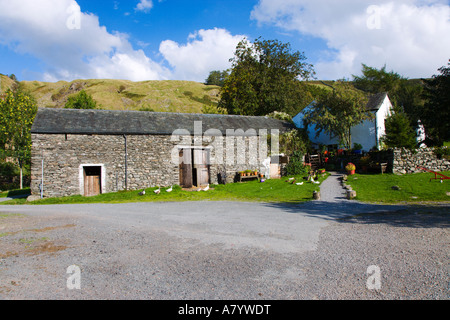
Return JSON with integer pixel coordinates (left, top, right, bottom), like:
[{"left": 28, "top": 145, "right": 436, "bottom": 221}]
[{"left": 347, "top": 170, "right": 355, "bottom": 175}]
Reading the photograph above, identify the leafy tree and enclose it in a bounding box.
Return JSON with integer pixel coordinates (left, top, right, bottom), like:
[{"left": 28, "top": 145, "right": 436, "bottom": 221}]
[
  {"left": 205, "top": 70, "right": 229, "bottom": 87},
  {"left": 0, "top": 89, "right": 38, "bottom": 189},
  {"left": 65, "top": 90, "right": 97, "bottom": 109},
  {"left": 219, "top": 38, "right": 315, "bottom": 116},
  {"left": 303, "top": 82, "right": 371, "bottom": 149},
  {"left": 421, "top": 60, "right": 450, "bottom": 146},
  {"left": 353, "top": 64, "right": 405, "bottom": 93},
  {"left": 352, "top": 64, "right": 425, "bottom": 127},
  {"left": 381, "top": 109, "right": 417, "bottom": 150}
]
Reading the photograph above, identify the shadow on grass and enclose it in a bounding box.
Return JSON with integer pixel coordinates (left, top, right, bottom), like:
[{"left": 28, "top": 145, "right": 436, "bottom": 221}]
[{"left": 262, "top": 200, "right": 450, "bottom": 228}]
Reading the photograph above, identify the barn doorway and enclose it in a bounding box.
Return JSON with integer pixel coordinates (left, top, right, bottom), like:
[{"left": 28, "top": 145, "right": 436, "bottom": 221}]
[
  {"left": 179, "top": 148, "right": 210, "bottom": 188},
  {"left": 83, "top": 166, "right": 102, "bottom": 197}
]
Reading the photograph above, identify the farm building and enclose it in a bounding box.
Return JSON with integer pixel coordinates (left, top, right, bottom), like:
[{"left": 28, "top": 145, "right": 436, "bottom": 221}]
[
  {"left": 293, "top": 92, "right": 393, "bottom": 152},
  {"left": 30, "top": 108, "right": 293, "bottom": 198}
]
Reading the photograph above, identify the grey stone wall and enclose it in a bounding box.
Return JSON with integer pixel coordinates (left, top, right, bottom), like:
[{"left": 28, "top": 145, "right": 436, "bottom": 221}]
[
  {"left": 392, "top": 148, "right": 450, "bottom": 174},
  {"left": 31, "top": 133, "right": 268, "bottom": 198}
]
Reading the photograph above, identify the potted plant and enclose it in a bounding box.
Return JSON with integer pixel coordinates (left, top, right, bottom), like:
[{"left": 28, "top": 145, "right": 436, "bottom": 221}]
[
  {"left": 353, "top": 143, "right": 363, "bottom": 154},
  {"left": 345, "top": 163, "right": 356, "bottom": 175},
  {"left": 359, "top": 156, "right": 370, "bottom": 173}
]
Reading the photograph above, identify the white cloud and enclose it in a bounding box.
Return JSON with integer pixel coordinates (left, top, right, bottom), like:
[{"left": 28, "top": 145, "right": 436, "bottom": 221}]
[
  {"left": 135, "top": 0, "right": 153, "bottom": 13},
  {"left": 0, "top": 0, "right": 170, "bottom": 81},
  {"left": 251, "top": 0, "right": 450, "bottom": 79},
  {"left": 0, "top": 0, "right": 245, "bottom": 82},
  {"left": 160, "top": 28, "right": 246, "bottom": 82}
]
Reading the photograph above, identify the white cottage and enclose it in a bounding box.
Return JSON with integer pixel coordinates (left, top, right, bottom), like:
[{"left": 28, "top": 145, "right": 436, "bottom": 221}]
[{"left": 293, "top": 92, "right": 393, "bottom": 152}]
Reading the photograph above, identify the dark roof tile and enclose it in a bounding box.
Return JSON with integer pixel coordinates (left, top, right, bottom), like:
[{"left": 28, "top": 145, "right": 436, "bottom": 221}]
[{"left": 31, "top": 108, "right": 294, "bottom": 136}]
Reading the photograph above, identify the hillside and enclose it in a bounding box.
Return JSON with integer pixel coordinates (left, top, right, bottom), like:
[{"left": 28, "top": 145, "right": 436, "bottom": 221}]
[
  {"left": 0, "top": 74, "right": 427, "bottom": 115},
  {"left": 1, "top": 74, "right": 221, "bottom": 114}
]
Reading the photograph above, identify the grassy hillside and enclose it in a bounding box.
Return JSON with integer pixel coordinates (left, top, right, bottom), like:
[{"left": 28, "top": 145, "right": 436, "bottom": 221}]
[
  {"left": 1, "top": 74, "right": 221, "bottom": 113},
  {"left": 0, "top": 74, "right": 17, "bottom": 93},
  {"left": 1, "top": 74, "right": 426, "bottom": 115}
]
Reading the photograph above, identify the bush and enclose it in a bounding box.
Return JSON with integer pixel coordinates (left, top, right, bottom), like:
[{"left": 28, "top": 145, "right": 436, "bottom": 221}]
[
  {"left": 286, "top": 151, "right": 310, "bottom": 176},
  {"left": 434, "top": 146, "right": 450, "bottom": 160},
  {"left": 65, "top": 90, "right": 97, "bottom": 109},
  {"left": 0, "top": 162, "right": 19, "bottom": 177}
]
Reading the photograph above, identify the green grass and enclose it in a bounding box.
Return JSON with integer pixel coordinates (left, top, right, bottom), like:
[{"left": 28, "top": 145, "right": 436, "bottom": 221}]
[
  {"left": 345, "top": 172, "right": 450, "bottom": 203},
  {"left": 0, "top": 188, "right": 31, "bottom": 198},
  {"left": 2, "top": 174, "right": 328, "bottom": 205},
  {"left": 15, "top": 77, "right": 221, "bottom": 113}
]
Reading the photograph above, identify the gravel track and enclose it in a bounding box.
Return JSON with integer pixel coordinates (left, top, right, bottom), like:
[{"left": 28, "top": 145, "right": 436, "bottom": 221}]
[{"left": 0, "top": 173, "right": 448, "bottom": 300}]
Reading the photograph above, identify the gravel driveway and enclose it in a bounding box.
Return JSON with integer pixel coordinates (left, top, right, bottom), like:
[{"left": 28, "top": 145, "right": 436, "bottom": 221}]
[{"left": 0, "top": 173, "right": 448, "bottom": 300}]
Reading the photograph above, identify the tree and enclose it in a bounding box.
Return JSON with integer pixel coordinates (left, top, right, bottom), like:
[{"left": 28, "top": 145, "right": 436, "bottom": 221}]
[
  {"left": 353, "top": 64, "right": 405, "bottom": 94},
  {"left": 205, "top": 70, "right": 229, "bottom": 87},
  {"left": 421, "top": 60, "right": 450, "bottom": 146},
  {"left": 65, "top": 90, "right": 97, "bottom": 109},
  {"left": 352, "top": 64, "right": 425, "bottom": 128},
  {"left": 219, "top": 38, "right": 315, "bottom": 116},
  {"left": 303, "top": 82, "right": 371, "bottom": 149},
  {"left": 381, "top": 110, "right": 417, "bottom": 150},
  {"left": 0, "top": 89, "right": 38, "bottom": 189}
]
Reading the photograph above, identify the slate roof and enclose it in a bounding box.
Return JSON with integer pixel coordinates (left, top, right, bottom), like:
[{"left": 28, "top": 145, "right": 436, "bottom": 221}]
[
  {"left": 31, "top": 108, "right": 294, "bottom": 136},
  {"left": 365, "top": 92, "right": 388, "bottom": 111}
]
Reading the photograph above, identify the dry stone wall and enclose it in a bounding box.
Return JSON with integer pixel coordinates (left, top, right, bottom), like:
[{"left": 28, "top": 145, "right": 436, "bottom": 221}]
[{"left": 392, "top": 148, "right": 450, "bottom": 174}]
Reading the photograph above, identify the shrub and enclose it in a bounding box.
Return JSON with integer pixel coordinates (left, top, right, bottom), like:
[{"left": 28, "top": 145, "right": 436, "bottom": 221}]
[
  {"left": 0, "top": 162, "right": 19, "bottom": 177},
  {"left": 434, "top": 146, "right": 450, "bottom": 160},
  {"left": 65, "top": 90, "right": 97, "bottom": 109},
  {"left": 286, "top": 151, "right": 310, "bottom": 176},
  {"left": 345, "top": 162, "right": 356, "bottom": 171}
]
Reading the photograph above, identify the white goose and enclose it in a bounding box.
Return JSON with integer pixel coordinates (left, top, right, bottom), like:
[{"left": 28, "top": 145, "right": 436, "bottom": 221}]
[
  {"left": 154, "top": 186, "right": 161, "bottom": 194},
  {"left": 202, "top": 184, "right": 210, "bottom": 191},
  {"left": 166, "top": 186, "right": 173, "bottom": 192}
]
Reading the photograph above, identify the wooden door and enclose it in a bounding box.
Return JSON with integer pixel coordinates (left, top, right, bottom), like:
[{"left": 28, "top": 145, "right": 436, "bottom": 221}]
[
  {"left": 194, "top": 149, "right": 210, "bottom": 187},
  {"left": 84, "top": 167, "right": 101, "bottom": 197},
  {"left": 179, "top": 149, "right": 193, "bottom": 188}
]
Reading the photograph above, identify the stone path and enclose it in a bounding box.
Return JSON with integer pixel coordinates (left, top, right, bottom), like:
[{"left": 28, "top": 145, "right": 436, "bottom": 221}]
[
  {"left": 302, "top": 171, "right": 407, "bottom": 217},
  {"left": 317, "top": 171, "right": 347, "bottom": 202}
]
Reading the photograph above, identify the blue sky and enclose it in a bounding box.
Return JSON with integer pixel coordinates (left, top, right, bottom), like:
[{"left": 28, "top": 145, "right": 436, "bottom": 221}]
[{"left": 0, "top": 0, "right": 449, "bottom": 83}]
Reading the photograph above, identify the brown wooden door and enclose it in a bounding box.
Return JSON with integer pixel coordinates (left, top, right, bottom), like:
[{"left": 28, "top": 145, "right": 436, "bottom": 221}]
[
  {"left": 84, "top": 167, "right": 101, "bottom": 197},
  {"left": 179, "top": 149, "right": 193, "bottom": 188},
  {"left": 194, "top": 149, "right": 209, "bottom": 187}
]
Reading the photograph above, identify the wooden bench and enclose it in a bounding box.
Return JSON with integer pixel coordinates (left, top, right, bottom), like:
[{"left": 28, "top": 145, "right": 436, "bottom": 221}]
[{"left": 239, "top": 174, "right": 260, "bottom": 183}]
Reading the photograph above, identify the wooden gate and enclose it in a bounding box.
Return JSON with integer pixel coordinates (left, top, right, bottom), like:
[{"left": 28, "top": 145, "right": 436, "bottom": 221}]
[{"left": 84, "top": 166, "right": 102, "bottom": 197}]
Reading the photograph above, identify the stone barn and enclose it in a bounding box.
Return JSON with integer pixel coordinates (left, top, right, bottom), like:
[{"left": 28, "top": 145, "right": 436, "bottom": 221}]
[{"left": 30, "top": 108, "right": 293, "bottom": 198}]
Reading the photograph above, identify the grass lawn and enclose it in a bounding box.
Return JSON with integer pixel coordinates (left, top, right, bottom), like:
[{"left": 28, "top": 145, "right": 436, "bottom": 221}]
[
  {"left": 0, "top": 188, "right": 31, "bottom": 198},
  {"left": 1, "top": 174, "right": 328, "bottom": 205},
  {"left": 345, "top": 171, "right": 450, "bottom": 203}
]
